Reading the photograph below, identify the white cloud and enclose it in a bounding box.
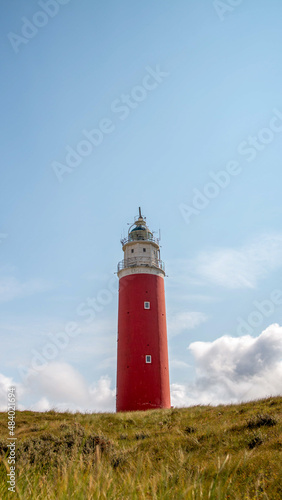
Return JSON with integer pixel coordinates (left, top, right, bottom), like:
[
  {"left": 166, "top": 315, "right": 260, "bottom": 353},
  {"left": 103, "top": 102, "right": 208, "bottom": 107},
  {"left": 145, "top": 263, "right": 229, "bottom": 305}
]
[
  {"left": 0, "top": 276, "right": 51, "bottom": 302},
  {"left": 89, "top": 376, "right": 116, "bottom": 411},
  {"left": 0, "top": 373, "right": 14, "bottom": 411},
  {"left": 0, "top": 316, "right": 116, "bottom": 372},
  {"left": 168, "top": 311, "right": 208, "bottom": 337},
  {"left": 26, "top": 362, "right": 116, "bottom": 411},
  {"left": 0, "top": 362, "right": 116, "bottom": 412},
  {"left": 28, "top": 362, "right": 89, "bottom": 405},
  {"left": 192, "top": 233, "right": 282, "bottom": 289},
  {"left": 171, "top": 324, "right": 282, "bottom": 407},
  {"left": 31, "top": 397, "right": 51, "bottom": 412}
]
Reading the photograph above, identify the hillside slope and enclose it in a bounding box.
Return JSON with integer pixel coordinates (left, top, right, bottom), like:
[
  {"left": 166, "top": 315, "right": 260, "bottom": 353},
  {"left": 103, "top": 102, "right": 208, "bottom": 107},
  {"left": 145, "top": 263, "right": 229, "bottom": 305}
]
[{"left": 0, "top": 397, "right": 282, "bottom": 499}]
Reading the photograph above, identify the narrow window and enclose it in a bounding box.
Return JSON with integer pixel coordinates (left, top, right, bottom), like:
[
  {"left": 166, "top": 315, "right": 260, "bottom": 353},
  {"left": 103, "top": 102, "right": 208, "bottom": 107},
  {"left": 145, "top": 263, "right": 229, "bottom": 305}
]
[
  {"left": 145, "top": 355, "right": 151, "bottom": 363},
  {"left": 131, "top": 249, "right": 134, "bottom": 253},
  {"left": 143, "top": 248, "right": 146, "bottom": 252},
  {"left": 144, "top": 301, "right": 150, "bottom": 309}
]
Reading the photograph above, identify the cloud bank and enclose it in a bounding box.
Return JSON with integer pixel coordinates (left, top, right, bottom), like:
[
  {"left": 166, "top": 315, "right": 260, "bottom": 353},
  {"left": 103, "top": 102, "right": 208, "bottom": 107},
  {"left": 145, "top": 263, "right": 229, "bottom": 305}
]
[
  {"left": 1, "top": 325, "right": 281, "bottom": 411},
  {"left": 0, "top": 363, "right": 116, "bottom": 412},
  {"left": 171, "top": 323, "right": 282, "bottom": 406}
]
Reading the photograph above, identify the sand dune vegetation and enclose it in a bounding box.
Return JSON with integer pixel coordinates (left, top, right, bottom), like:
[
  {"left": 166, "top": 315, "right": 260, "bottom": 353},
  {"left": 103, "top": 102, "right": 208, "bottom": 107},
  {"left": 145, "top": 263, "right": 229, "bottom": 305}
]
[{"left": 0, "top": 397, "right": 282, "bottom": 499}]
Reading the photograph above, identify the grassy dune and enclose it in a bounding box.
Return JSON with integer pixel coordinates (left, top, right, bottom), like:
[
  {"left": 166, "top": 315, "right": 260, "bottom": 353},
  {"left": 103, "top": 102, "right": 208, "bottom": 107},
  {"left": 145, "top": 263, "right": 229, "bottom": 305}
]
[{"left": 0, "top": 397, "right": 282, "bottom": 499}]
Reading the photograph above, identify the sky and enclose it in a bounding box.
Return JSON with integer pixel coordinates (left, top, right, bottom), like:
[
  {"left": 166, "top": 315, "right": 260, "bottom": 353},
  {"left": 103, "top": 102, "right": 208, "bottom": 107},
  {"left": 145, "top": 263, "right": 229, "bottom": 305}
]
[{"left": 1, "top": 0, "right": 282, "bottom": 412}]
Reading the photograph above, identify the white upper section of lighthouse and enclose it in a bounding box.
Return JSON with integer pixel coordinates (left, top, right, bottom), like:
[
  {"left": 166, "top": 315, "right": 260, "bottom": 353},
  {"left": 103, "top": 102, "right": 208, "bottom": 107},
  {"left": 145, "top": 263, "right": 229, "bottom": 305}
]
[{"left": 117, "top": 208, "right": 165, "bottom": 279}]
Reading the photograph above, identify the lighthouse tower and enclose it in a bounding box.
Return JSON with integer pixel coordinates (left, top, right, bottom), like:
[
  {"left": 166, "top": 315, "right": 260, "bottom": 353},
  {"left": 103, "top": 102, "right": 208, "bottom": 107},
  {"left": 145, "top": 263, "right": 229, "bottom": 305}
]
[{"left": 116, "top": 208, "right": 170, "bottom": 412}]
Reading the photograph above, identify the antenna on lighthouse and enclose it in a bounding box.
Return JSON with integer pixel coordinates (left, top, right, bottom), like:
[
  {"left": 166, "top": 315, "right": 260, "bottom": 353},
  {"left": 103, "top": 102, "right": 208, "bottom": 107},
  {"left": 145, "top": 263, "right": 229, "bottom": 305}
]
[{"left": 138, "top": 206, "right": 142, "bottom": 218}]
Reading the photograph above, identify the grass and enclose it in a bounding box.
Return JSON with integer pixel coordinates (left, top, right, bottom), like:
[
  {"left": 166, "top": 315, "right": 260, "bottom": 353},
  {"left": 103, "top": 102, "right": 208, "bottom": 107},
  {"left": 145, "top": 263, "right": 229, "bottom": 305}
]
[{"left": 0, "top": 397, "right": 281, "bottom": 499}]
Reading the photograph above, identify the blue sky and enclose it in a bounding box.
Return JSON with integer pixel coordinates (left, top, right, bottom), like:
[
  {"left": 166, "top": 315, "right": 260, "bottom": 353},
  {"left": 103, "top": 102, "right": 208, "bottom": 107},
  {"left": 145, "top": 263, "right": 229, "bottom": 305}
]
[{"left": 1, "top": 0, "right": 282, "bottom": 411}]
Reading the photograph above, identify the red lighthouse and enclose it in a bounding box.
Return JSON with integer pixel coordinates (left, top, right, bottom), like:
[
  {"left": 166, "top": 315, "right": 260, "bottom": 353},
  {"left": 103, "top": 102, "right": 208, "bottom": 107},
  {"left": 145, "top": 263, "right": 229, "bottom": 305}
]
[{"left": 116, "top": 208, "right": 171, "bottom": 412}]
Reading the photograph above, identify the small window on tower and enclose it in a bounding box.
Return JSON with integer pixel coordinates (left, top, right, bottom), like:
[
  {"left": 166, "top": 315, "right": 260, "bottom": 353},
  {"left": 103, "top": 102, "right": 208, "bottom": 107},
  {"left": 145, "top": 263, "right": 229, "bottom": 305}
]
[
  {"left": 144, "top": 301, "right": 150, "bottom": 309},
  {"left": 131, "top": 249, "right": 134, "bottom": 253},
  {"left": 145, "top": 355, "right": 151, "bottom": 363},
  {"left": 143, "top": 248, "right": 146, "bottom": 252}
]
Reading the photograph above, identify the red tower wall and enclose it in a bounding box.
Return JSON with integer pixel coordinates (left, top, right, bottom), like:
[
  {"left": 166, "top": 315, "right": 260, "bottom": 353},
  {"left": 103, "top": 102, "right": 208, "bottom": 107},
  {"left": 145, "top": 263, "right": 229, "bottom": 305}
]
[{"left": 116, "top": 272, "right": 171, "bottom": 412}]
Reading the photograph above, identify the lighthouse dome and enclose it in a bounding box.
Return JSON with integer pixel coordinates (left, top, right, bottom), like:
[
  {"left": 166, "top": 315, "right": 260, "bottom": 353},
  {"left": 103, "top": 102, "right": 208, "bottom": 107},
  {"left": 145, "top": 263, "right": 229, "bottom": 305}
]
[
  {"left": 131, "top": 225, "right": 146, "bottom": 232},
  {"left": 129, "top": 223, "right": 153, "bottom": 242}
]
